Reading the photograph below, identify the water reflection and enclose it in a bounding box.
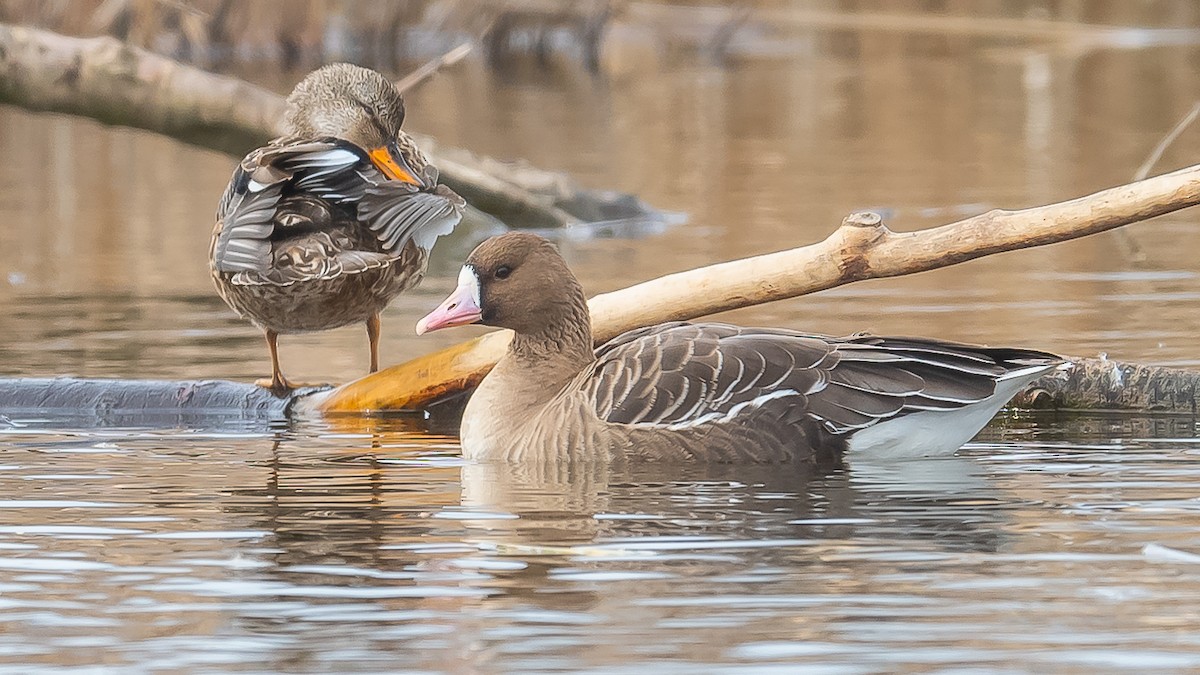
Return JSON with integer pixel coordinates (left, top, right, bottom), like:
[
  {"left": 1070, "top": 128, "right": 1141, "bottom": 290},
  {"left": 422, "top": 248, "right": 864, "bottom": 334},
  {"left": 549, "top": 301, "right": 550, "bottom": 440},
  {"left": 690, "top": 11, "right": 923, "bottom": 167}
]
[{"left": 2, "top": 413, "right": 1200, "bottom": 670}]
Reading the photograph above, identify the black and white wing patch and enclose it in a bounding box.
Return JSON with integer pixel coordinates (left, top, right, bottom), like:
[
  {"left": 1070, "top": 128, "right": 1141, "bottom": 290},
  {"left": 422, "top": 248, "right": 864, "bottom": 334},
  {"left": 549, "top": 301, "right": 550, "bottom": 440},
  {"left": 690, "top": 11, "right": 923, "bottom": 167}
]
[
  {"left": 356, "top": 184, "right": 465, "bottom": 253},
  {"left": 212, "top": 138, "right": 465, "bottom": 276},
  {"left": 212, "top": 141, "right": 363, "bottom": 275}
]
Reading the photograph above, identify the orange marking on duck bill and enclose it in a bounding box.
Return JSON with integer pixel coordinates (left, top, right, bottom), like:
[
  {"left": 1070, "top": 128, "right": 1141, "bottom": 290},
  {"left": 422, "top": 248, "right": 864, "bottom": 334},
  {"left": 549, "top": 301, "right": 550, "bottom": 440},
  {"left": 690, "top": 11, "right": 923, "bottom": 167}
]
[{"left": 368, "top": 146, "right": 422, "bottom": 186}]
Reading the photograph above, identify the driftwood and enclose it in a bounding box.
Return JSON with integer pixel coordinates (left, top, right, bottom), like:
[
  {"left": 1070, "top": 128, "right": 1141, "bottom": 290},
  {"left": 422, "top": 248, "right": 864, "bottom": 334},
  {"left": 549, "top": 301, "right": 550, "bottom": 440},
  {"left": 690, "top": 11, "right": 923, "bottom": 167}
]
[
  {"left": 0, "top": 377, "right": 324, "bottom": 428},
  {"left": 0, "top": 22, "right": 661, "bottom": 229},
  {"left": 0, "top": 21, "right": 282, "bottom": 155},
  {"left": 1013, "top": 357, "right": 1200, "bottom": 413},
  {"left": 4, "top": 356, "right": 1199, "bottom": 426},
  {"left": 306, "top": 163, "right": 1200, "bottom": 413}
]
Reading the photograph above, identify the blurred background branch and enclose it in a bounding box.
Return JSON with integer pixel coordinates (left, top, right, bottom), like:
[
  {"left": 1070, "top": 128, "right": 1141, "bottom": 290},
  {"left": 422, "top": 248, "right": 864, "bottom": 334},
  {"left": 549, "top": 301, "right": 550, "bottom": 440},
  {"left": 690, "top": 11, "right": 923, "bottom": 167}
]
[
  {"left": 0, "top": 2, "right": 670, "bottom": 230},
  {"left": 7, "top": 1, "right": 1199, "bottom": 71}
]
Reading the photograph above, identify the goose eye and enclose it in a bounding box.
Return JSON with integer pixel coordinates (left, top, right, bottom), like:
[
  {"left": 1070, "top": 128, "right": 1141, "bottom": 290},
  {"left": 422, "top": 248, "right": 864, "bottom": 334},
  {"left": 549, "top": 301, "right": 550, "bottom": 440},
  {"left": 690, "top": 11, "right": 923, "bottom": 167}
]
[{"left": 494, "top": 266, "right": 512, "bottom": 280}]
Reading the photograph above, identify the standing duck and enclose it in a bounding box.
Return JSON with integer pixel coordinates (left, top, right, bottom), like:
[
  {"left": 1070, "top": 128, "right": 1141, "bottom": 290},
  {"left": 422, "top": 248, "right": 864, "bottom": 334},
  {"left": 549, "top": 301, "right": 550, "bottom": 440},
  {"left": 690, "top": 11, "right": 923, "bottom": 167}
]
[
  {"left": 416, "top": 233, "right": 1065, "bottom": 463},
  {"left": 211, "top": 63, "right": 464, "bottom": 393}
]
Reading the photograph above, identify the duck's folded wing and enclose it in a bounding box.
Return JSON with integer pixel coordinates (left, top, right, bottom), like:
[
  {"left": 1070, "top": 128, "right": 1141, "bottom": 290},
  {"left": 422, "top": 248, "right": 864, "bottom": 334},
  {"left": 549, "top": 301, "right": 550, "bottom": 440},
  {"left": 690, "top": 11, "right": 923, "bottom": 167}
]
[
  {"left": 212, "top": 140, "right": 367, "bottom": 275},
  {"left": 588, "top": 324, "right": 1042, "bottom": 434}
]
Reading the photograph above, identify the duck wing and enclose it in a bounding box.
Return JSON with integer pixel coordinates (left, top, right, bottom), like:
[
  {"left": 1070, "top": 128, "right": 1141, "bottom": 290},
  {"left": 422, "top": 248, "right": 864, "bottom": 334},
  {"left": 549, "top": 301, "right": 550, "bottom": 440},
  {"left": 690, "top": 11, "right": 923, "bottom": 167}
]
[
  {"left": 356, "top": 183, "right": 465, "bottom": 253},
  {"left": 212, "top": 139, "right": 463, "bottom": 276},
  {"left": 587, "top": 323, "right": 1057, "bottom": 434}
]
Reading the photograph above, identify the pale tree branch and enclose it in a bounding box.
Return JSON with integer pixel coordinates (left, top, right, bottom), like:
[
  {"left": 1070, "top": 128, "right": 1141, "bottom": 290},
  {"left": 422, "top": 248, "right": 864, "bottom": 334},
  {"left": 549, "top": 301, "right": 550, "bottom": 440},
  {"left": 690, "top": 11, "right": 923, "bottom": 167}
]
[
  {"left": 307, "top": 163, "right": 1200, "bottom": 413},
  {"left": 0, "top": 22, "right": 284, "bottom": 154}
]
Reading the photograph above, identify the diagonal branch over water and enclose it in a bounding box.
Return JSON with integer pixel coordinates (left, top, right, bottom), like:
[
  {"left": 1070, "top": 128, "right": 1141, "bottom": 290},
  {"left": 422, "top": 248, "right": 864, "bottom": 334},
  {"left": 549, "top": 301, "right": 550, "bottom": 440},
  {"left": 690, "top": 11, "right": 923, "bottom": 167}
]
[{"left": 310, "top": 162, "right": 1200, "bottom": 413}]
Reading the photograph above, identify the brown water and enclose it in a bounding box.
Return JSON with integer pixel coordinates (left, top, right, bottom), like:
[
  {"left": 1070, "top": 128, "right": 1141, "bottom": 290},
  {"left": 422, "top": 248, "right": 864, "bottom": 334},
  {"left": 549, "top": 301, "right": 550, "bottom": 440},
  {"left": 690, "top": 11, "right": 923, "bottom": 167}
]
[{"left": 3, "top": 11, "right": 1200, "bottom": 672}]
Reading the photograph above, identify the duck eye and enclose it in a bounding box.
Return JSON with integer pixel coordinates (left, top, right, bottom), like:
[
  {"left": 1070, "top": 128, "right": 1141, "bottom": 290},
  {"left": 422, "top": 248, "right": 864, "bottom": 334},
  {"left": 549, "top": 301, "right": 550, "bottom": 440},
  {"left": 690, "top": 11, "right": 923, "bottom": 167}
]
[{"left": 494, "top": 265, "right": 512, "bottom": 280}]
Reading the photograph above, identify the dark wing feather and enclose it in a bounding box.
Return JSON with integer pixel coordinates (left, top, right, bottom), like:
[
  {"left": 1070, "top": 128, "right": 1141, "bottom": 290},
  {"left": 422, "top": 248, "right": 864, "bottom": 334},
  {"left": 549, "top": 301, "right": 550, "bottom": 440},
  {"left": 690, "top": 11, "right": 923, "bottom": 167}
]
[
  {"left": 591, "top": 323, "right": 831, "bottom": 428},
  {"left": 211, "top": 179, "right": 285, "bottom": 273},
  {"left": 584, "top": 323, "right": 1060, "bottom": 435},
  {"left": 356, "top": 184, "right": 465, "bottom": 253},
  {"left": 212, "top": 141, "right": 363, "bottom": 275}
]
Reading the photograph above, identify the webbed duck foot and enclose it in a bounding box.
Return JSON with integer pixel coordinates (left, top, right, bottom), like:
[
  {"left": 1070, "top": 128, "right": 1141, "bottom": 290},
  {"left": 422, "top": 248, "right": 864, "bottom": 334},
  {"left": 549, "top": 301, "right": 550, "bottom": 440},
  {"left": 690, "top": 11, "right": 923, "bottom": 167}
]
[
  {"left": 254, "top": 375, "right": 334, "bottom": 397},
  {"left": 255, "top": 376, "right": 292, "bottom": 397}
]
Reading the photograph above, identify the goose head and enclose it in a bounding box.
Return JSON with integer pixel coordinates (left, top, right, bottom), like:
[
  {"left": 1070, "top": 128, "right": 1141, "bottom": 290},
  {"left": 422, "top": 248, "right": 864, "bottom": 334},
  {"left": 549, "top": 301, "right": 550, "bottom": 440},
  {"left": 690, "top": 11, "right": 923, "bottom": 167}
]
[
  {"left": 285, "top": 62, "right": 425, "bottom": 187},
  {"left": 417, "top": 233, "right": 588, "bottom": 337}
]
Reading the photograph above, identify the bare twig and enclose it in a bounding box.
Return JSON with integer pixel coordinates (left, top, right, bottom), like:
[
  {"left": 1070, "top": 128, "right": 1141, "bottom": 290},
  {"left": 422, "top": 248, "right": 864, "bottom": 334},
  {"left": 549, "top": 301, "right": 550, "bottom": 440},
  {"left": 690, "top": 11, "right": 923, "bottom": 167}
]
[
  {"left": 1114, "top": 101, "right": 1200, "bottom": 261},
  {"left": 1135, "top": 102, "right": 1200, "bottom": 182},
  {"left": 307, "top": 163, "right": 1200, "bottom": 413},
  {"left": 394, "top": 42, "right": 473, "bottom": 94},
  {"left": 153, "top": 0, "right": 209, "bottom": 19}
]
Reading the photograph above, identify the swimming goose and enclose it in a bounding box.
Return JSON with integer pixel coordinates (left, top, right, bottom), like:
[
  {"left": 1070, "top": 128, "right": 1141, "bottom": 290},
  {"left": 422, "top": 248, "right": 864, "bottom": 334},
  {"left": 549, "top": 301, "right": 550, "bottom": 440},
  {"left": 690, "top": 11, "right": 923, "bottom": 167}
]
[
  {"left": 416, "top": 232, "right": 1064, "bottom": 463},
  {"left": 211, "top": 63, "right": 464, "bottom": 393}
]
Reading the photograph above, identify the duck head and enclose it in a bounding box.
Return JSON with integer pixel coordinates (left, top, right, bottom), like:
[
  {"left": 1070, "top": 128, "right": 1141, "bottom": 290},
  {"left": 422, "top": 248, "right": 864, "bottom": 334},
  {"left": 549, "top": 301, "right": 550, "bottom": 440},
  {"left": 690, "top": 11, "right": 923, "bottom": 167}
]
[
  {"left": 417, "top": 232, "right": 588, "bottom": 336},
  {"left": 285, "top": 62, "right": 425, "bottom": 187}
]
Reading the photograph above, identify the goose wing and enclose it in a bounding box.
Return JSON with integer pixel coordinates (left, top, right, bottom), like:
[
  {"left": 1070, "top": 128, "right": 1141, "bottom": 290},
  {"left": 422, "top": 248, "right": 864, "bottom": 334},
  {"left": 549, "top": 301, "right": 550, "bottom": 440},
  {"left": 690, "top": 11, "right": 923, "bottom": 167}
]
[
  {"left": 212, "top": 139, "right": 463, "bottom": 276},
  {"left": 586, "top": 323, "right": 1057, "bottom": 434}
]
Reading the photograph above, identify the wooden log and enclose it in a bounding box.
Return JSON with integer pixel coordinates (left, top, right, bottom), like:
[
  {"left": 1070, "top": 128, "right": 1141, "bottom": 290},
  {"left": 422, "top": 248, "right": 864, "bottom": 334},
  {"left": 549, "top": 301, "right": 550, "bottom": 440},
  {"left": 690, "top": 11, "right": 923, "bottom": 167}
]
[
  {"left": 1013, "top": 357, "right": 1200, "bottom": 413},
  {"left": 0, "top": 21, "right": 283, "bottom": 155},
  {"left": 0, "top": 22, "right": 654, "bottom": 229},
  {"left": 306, "top": 163, "right": 1200, "bottom": 414},
  {"left": 4, "top": 359, "right": 1197, "bottom": 424},
  {"left": 0, "top": 377, "right": 327, "bottom": 426}
]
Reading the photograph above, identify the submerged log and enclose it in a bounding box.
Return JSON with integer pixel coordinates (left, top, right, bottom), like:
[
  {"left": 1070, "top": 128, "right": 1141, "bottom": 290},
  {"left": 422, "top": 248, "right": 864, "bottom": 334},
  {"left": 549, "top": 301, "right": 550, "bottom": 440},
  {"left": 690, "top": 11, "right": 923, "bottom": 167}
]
[
  {"left": 0, "top": 22, "right": 658, "bottom": 229},
  {"left": 2, "top": 359, "right": 1199, "bottom": 424},
  {"left": 1014, "top": 357, "right": 1200, "bottom": 413},
  {"left": 0, "top": 377, "right": 328, "bottom": 426},
  {"left": 307, "top": 162, "right": 1200, "bottom": 413}
]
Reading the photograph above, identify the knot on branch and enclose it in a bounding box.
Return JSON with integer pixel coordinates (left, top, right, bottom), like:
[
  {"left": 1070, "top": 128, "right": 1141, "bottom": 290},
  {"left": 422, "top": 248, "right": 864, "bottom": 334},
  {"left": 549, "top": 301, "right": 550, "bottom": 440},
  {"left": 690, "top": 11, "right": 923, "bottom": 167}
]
[
  {"left": 843, "top": 211, "right": 882, "bottom": 228},
  {"left": 834, "top": 211, "right": 891, "bottom": 282}
]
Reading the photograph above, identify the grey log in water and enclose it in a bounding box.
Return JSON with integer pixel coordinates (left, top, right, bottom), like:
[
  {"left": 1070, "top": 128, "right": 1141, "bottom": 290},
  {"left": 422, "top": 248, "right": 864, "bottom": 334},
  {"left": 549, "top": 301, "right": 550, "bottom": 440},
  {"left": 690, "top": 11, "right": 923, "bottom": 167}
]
[
  {"left": 3, "top": 356, "right": 1199, "bottom": 427},
  {"left": 1013, "top": 357, "right": 1200, "bottom": 414},
  {"left": 0, "top": 378, "right": 325, "bottom": 427}
]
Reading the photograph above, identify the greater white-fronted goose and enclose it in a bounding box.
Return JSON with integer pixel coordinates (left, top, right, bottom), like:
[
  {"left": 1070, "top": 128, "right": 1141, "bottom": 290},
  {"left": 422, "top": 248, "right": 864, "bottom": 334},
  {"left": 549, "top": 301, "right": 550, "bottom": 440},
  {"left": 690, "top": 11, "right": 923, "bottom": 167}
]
[
  {"left": 416, "top": 233, "right": 1064, "bottom": 463},
  {"left": 211, "top": 63, "right": 465, "bottom": 393}
]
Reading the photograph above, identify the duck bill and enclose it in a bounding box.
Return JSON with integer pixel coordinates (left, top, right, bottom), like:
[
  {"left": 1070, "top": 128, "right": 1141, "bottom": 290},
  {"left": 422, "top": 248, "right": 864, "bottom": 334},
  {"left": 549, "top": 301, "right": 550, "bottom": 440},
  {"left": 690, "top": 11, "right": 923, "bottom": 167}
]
[
  {"left": 416, "top": 268, "right": 483, "bottom": 335},
  {"left": 368, "top": 141, "right": 424, "bottom": 187}
]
